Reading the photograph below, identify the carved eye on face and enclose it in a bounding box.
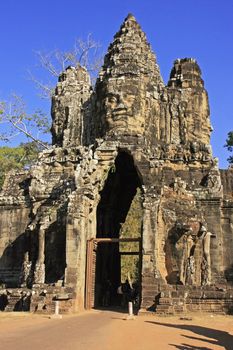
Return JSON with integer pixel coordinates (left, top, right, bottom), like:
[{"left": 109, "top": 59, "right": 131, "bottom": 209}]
[
  {"left": 126, "top": 95, "right": 135, "bottom": 105},
  {"left": 107, "top": 95, "right": 118, "bottom": 104}
]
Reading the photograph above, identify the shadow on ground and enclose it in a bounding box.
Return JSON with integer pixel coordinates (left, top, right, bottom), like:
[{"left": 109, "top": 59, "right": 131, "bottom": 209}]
[
  {"left": 94, "top": 306, "right": 128, "bottom": 313},
  {"left": 145, "top": 321, "right": 233, "bottom": 350}
]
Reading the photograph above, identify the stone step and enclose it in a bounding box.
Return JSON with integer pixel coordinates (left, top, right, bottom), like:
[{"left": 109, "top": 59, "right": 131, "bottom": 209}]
[
  {"left": 142, "top": 292, "right": 157, "bottom": 299},
  {"left": 141, "top": 278, "right": 158, "bottom": 284},
  {"left": 141, "top": 298, "right": 156, "bottom": 308},
  {"left": 141, "top": 282, "right": 158, "bottom": 288}
]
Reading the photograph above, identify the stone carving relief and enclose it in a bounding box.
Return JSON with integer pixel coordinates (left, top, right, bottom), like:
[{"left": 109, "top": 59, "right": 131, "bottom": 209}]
[
  {"left": 19, "top": 252, "right": 32, "bottom": 287},
  {"left": 166, "top": 220, "right": 215, "bottom": 286},
  {"left": 98, "top": 80, "right": 147, "bottom": 136},
  {"left": 199, "top": 225, "right": 215, "bottom": 286},
  {"left": 205, "top": 170, "right": 223, "bottom": 195}
]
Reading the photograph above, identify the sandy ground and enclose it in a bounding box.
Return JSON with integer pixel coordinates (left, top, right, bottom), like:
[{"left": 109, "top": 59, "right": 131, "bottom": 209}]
[{"left": 0, "top": 310, "right": 232, "bottom": 350}]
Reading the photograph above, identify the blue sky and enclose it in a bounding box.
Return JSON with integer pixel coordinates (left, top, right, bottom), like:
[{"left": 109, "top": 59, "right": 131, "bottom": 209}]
[{"left": 0, "top": 0, "right": 232, "bottom": 168}]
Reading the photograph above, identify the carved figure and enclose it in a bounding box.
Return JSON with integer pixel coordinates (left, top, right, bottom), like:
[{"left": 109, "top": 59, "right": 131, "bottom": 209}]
[
  {"left": 173, "top": 177, "right": 187, "bottom": 194},
  {"left": 180, "top": 229, "right": 196, "bottom": 285},
  {"left": 19, "top": 252, "right": 32, "bottom": 287},
  {"left": 206, "top": 171, "right": 222, "bottom": 194},
  {"left": 168, "top": 220, "right": 215, "bottom": 286},
  {"left": 200, "top": 225, "right": 214, "bottom": 285}
]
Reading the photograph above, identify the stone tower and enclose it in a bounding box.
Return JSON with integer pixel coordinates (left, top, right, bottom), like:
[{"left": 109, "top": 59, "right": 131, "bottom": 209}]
[
  {"left": 0, "top": 14, "right": 233, "bottom": 315},
  {"left": 51, "top": 65, "right": 92, "bottom": 146},
  {"left": 95, "top": 14, "right": 164, "bottom": 139}
]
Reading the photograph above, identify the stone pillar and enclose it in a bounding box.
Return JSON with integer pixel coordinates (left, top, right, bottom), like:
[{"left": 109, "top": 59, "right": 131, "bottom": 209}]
[
  {"left": 142, "top": 194, "right": 159, "bottom": 271},
  {"left": 142, "top": 203, "right": 154, "bottom": 272},
  {"left": 201, "top": 230, "right": 214, "bottom": 286},
  {"left": 65, "top": 192, "right": 90, "bottom": 311},
  {"left": 165, "top": 105, "right": 171, "bottom": 144},
  {"left": 140, "top": 192, "right": 160, "bottom": 310},
  {"left": 34, "top": 225, "right": 46, "bottom": 284}
]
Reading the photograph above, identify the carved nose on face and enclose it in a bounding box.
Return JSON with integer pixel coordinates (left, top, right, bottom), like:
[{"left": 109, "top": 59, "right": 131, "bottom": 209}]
[{"left": 117, "top": 102, "right": 126, "bottom": 109}]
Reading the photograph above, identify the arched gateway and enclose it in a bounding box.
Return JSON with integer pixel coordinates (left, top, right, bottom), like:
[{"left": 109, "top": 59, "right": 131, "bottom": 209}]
[
  {"left": 1, "top": 14, "right": 233, "bottom": 315},
  {"left": 85, "top": 151, "right": 143, "bottom": 309}
]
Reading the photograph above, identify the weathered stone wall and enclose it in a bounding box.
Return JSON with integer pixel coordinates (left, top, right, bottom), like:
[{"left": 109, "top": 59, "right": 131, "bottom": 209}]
[
  {"left": 0, "top": 206, "right": 31, "bottom": 286},
  {"left": 220, "top": 168, "right": 233, "bottom": 283},
  {"left": 221, "top": 168, "right": 233, "bottom": 197}
]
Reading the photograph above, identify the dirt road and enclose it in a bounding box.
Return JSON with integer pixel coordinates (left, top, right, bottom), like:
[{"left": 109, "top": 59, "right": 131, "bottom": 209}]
[{"left": 0, "top": 310, "right": 232, "bottom": 350}]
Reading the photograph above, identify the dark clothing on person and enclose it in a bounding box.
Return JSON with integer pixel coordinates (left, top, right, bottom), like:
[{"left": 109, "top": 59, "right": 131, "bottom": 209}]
[{"left": 122, "top": 280, "right": 133, "bottom": 302}]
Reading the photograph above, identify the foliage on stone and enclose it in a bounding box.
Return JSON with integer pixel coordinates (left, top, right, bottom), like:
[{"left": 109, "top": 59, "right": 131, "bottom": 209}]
[
  {"left": 120, "top": 188, "right": 143, "bottom": 282},
  {"left": 225, "top": 131, "right": 233, "bottom": 164}
]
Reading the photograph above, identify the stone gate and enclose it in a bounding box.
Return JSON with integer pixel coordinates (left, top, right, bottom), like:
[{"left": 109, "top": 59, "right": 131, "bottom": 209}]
[{"left": 1, "top": 14, "right": 233, "bottom": 315}]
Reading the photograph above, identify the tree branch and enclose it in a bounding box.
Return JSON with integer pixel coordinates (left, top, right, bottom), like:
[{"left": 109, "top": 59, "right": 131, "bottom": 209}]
[{"left": 9, "top": 118, "right": 49, "bottom": 149}]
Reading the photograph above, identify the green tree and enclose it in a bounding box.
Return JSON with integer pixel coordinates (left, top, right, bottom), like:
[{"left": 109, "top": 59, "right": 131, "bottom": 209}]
[
  {"left": 0, "top": 142, "right": 42, "bottom": 189},
  {"left": 225, "top": 131, "right": 233, "bottom": 164}
]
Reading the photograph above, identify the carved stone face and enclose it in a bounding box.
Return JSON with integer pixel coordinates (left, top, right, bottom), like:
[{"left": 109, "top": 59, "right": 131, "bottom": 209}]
[{"left": 101, "top": 78, "right": 146, "bottom": 135}]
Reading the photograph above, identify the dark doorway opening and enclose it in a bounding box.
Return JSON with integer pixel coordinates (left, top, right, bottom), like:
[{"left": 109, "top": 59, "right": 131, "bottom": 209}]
[
  {"left": 85, "top": 238, "right": 141, "bottom": 310},
  {"left": 88, "top": 151, "right": 142, "bottom": 310},
  {"left": 44, "top": 221, "right": 66, "bottom": 284}
]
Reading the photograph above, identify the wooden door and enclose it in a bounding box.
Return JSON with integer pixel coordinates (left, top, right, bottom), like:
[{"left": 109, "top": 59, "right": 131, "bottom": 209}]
[{"left": 85, "top": 239, "right": 97, "bottom": 309}]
